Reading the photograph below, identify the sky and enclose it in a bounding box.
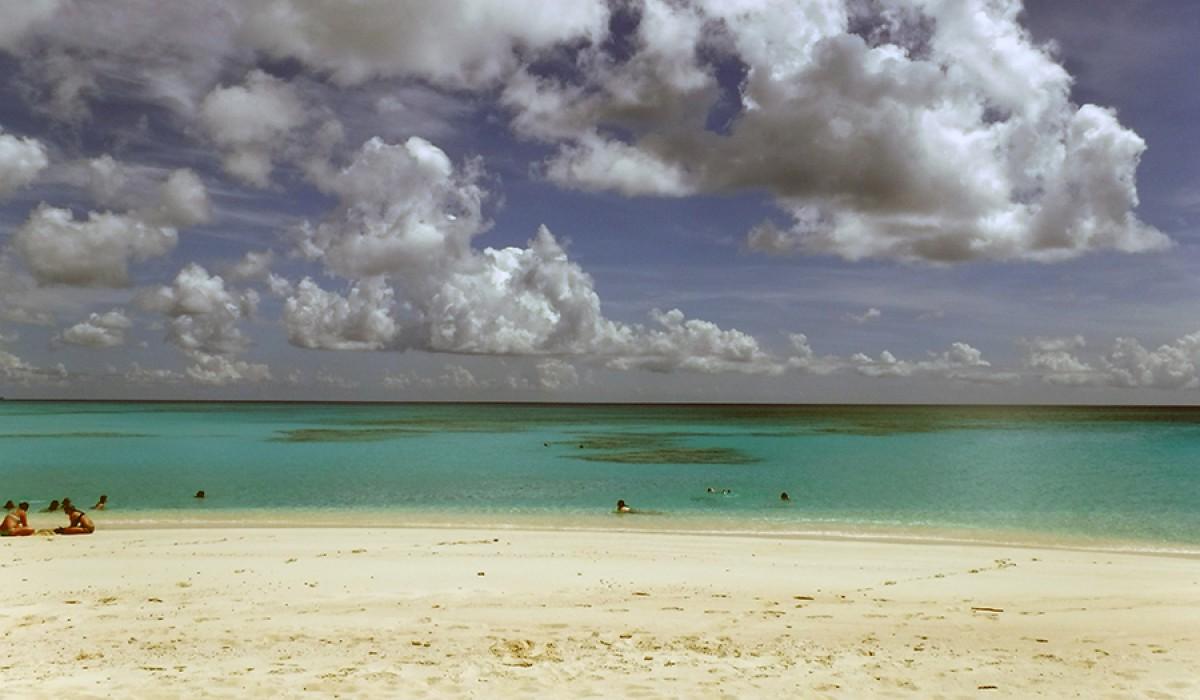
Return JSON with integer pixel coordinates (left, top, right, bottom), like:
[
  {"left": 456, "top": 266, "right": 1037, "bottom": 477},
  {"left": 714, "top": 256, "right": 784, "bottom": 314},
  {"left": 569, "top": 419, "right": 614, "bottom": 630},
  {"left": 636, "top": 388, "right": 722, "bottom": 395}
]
[{"left": 0, "top": 0, "right": 1199, "bottom": 403}]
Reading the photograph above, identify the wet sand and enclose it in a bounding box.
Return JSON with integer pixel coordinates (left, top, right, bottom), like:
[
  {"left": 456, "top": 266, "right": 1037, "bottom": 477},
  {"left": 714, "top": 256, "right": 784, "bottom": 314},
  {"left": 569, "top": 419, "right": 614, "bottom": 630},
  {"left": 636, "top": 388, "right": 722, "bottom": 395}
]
[{"left": 2, "top": 527, "right": 1198, "bottom": 697}]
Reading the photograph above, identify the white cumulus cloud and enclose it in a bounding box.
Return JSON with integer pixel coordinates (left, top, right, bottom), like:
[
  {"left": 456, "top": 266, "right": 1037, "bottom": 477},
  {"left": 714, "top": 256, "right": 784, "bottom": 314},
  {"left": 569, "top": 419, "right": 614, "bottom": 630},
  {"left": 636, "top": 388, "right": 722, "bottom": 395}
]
[
  {"left": 283, "top": 277, "right": 397, "bottom": 351},
  {"left": 139, "top": 264, "right": 269, "bottom": 384},
  {"left": 504, "top": 0, "right": 1166, "bottom": 263},
  {"left": 57, "top": 309, "right": 132, "bottom": 348},
  {"left": 14, "top": 204, "right": 178, "bottom": 287},
  {"left": 289, "top": 136, "right": 777, "bottom": 375},
  {"left": 0, "top": 127, "right": 49, "bottom": 196},
  {"left": 199, "top": 69, "right": 306, "bottom": 186}
]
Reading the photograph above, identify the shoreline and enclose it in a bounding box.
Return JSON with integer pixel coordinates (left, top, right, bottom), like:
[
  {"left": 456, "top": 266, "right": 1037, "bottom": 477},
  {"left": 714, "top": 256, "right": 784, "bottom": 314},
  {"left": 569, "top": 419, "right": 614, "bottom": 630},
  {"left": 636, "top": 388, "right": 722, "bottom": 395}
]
[
  {"left": 3, "top": 526, "right": 1198, "bottom": 696},
  {"left": 24, "top": 507, "right": 1200, "bottom": 558}
]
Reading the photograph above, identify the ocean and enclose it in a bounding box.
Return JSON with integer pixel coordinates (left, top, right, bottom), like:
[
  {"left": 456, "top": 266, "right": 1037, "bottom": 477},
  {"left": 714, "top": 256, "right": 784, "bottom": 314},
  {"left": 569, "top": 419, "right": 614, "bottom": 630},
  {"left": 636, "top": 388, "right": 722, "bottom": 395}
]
[{"left": 3, "top": 401, "right": 1199, "bottom": 551}]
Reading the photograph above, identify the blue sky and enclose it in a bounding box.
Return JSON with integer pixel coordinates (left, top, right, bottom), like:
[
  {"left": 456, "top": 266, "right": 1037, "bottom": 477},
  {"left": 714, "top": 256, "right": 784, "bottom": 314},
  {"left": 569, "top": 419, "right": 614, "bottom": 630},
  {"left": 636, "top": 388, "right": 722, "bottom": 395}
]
[{"left": 0, "top": 0, "right": 1198, "bottom": 402}]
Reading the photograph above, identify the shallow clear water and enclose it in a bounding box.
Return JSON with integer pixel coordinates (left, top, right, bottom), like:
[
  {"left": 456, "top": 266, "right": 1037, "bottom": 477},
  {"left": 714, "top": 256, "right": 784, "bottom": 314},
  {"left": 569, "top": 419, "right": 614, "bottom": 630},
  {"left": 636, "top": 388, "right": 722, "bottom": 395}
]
[{"left": 3, "top": 402, "right": 1200, "bottom": 549}]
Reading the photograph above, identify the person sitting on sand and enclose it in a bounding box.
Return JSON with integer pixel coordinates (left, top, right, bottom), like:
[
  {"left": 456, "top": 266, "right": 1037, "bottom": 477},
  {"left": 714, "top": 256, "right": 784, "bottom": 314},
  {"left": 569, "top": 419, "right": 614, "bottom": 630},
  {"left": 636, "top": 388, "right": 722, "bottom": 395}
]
[
  {"left": 54, "top": 504, "right": 94, "bottom": 535},
  {"left": 42, "top": 499, "right": 60, "bottom": 513},
  {"left": 1, "top": 502, "right": 34, "bottom": 537},
  {"left": 93, "top": 495, "right": 108, "bottom": 510},
  {"left": 615, "top": 499, "right": 632, "bottom": 514}
]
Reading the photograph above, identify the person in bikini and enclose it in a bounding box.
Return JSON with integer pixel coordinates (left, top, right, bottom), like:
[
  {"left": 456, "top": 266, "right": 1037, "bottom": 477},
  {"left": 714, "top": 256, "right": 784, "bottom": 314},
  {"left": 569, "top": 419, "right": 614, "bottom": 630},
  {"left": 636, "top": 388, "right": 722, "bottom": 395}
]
[
  {"left": 1, "top": 502, "right": 35, "bottom": 537},
  {"left": 54, "top": 504, "right": 95, "bottom": 535}
]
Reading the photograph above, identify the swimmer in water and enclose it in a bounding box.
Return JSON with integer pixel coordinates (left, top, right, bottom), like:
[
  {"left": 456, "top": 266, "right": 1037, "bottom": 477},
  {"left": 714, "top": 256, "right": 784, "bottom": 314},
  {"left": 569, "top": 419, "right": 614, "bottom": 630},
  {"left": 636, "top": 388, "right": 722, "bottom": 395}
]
[
  {"left": 615, "top": 499, "right": 632, "bottom": 514},
  {"left": 93, "top": 494, "right": 108, "bottom": 510},
  {"left": 780, "top": 491, "right": 791, "bottom": 502}
]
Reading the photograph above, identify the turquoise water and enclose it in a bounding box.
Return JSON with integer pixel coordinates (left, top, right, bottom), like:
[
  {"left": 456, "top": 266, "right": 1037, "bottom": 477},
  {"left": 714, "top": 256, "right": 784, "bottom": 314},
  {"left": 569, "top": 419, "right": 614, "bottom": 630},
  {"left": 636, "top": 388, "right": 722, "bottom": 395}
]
[{"left": 3, "top": 402, "right": 1200, "bottom": 549}]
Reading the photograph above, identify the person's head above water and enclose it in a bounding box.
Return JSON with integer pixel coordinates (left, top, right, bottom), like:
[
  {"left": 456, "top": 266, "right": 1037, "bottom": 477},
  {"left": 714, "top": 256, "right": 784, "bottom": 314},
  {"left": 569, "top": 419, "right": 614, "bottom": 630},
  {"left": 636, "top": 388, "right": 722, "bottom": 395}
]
[
  {"left": 780, "top": 491, "right": 790, "bottom": 502},
  {"left": 97, "top": 495, "right": 107, "bottom": 503},
  {"left": 46, "top": 499, "right": 60, "bottom": 511},
  {"left": 615, "top": 499, "right": 631, "bottom": 513},
  {"left": 195, "top": 490, "right": 206, "bottom": 499},
  {"left": 3, "top": 500, "right": 13, "bottom": 510}
]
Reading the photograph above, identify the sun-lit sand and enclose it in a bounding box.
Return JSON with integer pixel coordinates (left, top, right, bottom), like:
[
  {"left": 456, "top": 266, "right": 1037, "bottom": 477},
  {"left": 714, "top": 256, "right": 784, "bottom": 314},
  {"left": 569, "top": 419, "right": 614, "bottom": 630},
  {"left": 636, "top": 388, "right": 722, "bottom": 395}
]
[{"left": 3, "top": 526, "right": 1198, "bottom": 697}]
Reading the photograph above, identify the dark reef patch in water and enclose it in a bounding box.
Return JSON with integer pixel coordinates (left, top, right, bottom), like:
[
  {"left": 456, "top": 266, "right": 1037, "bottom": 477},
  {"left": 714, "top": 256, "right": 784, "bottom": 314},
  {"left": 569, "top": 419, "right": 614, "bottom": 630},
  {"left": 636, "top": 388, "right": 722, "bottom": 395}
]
[
  {"left": 0, "top": 432, "right": 153, "bottom": 439},
  {"left": 271, "top": 428, "right": 422, "bottom": 443},
  {"left": 349, "top": 419, "right": 526, "bottom": 433},
  {"left": 573, "top": 447, "right": 759, "bottom": 465},
  {"left": 562, "top": 432, "right": 758, "bottom": 464},
  {"left": 564, "top": 434, "right": 671, "bottom": 450}
]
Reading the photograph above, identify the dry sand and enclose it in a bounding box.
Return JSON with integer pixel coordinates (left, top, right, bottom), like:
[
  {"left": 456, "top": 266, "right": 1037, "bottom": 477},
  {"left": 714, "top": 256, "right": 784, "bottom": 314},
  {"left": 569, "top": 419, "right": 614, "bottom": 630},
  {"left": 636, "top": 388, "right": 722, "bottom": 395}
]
[{"left": 2, "top": 527, "right": 1199, "bottom": 698}]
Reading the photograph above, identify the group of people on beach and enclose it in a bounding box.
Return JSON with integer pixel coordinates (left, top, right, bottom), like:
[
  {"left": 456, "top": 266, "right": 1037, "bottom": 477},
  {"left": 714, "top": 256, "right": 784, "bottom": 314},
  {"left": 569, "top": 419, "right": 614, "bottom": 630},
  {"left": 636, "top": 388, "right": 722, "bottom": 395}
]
[{"left": 1, "top": 496, "right": 100, "bottom": 537}]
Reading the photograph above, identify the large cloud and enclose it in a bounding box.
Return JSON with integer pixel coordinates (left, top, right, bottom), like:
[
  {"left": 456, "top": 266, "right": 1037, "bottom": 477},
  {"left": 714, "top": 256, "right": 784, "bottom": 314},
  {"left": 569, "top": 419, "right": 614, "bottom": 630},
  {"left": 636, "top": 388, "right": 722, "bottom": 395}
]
[
  {"left": 288, "top": 136, "right": 776, "bottom": 373},
  {"left": 502, "top": 0, "right": 1166, "bottom": 262},
  {"left": 11, "top": 165, "right": 209, "bottom": 287},
  {"left": 285, "top": 135, "right": 1027, "bottom": 381},
  {"left": 7, "top": 0, "right": 1165, "bottom": 267},
  {"left": 238, "top": 0, "right": 610, "bottom": 88},
  {"left": 0, "top": 127, "right": 49, "bottom": 196},
  {"left": 13, "top": 205, "right": 178, "bottom": 287}
]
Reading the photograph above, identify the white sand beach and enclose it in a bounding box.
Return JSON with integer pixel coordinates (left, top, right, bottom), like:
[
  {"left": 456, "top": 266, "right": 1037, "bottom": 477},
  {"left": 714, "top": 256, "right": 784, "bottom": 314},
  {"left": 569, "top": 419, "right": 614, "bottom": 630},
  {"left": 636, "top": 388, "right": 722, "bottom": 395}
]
[{"left": 3, "top": 527, "right": 1198, "bottom": 698}]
